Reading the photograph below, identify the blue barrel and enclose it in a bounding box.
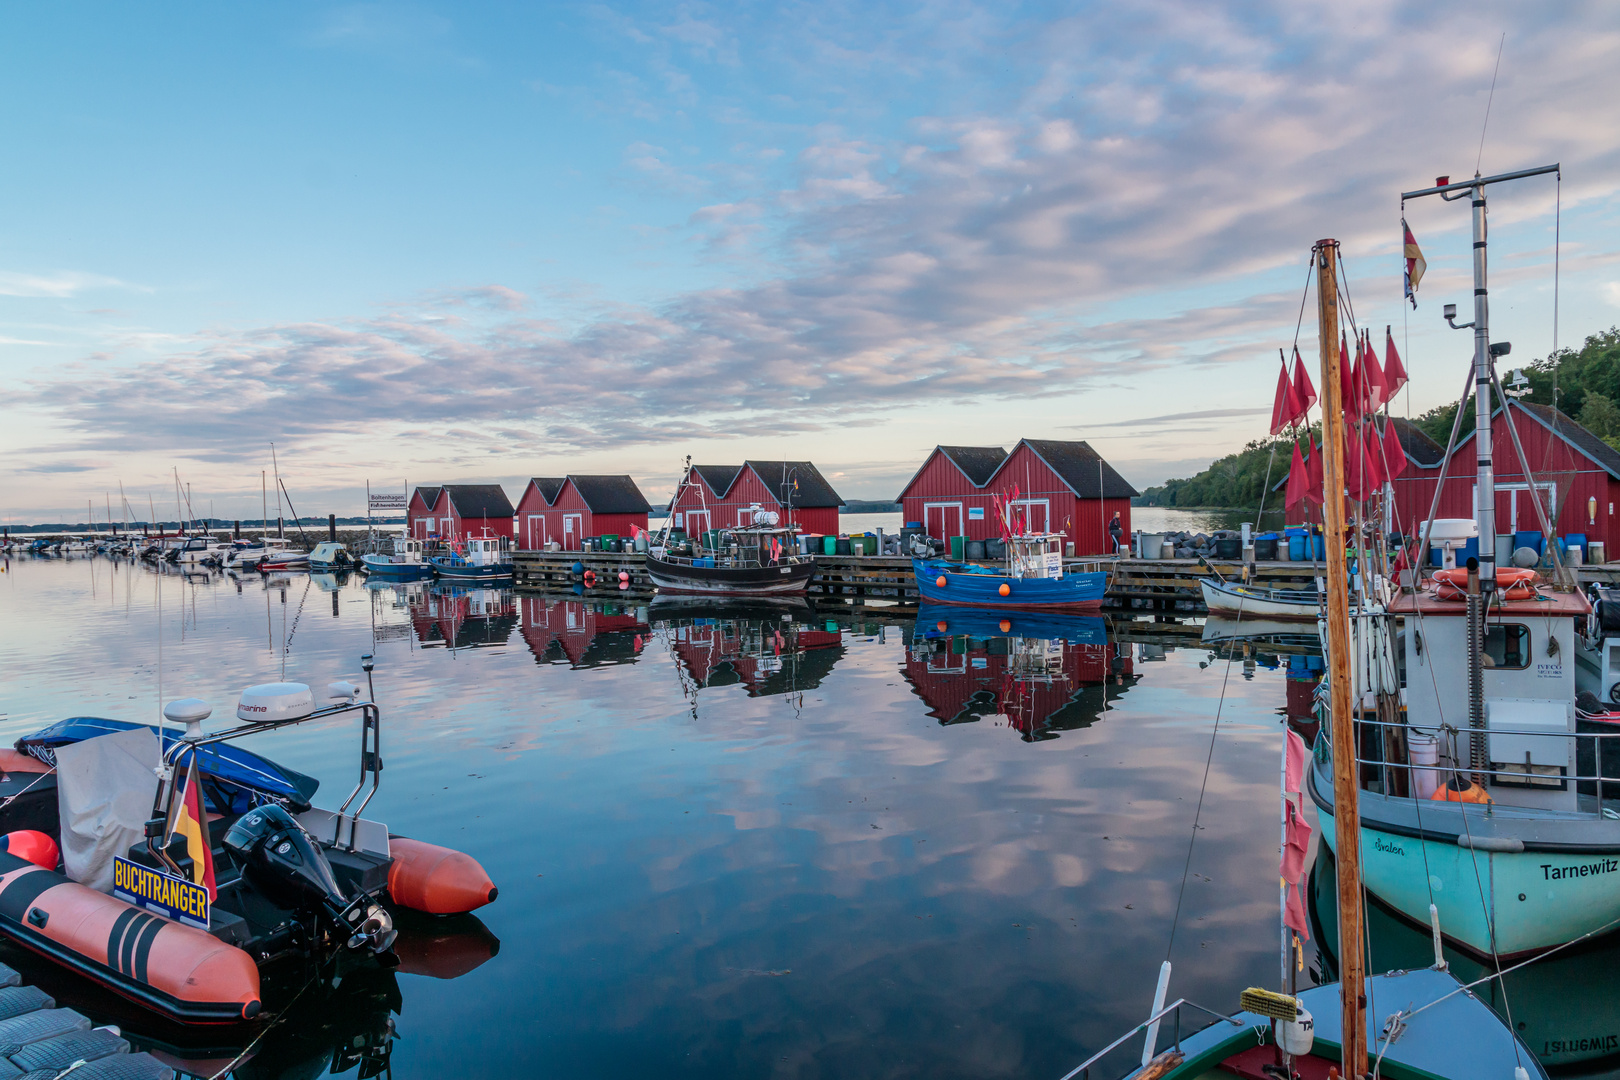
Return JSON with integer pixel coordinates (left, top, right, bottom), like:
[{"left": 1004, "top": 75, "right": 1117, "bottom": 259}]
[
  {"left": 1288, "top": 534, "right": 1306, "bottom": 560},
  {"left": 1312, "top": 534, "right": 1325, "bottom": 560}
]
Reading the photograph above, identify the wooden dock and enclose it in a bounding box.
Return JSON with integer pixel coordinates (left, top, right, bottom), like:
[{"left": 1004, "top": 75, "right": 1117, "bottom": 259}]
[{"left": 511, "top": 550, "right": 1338, "bottom": 610}]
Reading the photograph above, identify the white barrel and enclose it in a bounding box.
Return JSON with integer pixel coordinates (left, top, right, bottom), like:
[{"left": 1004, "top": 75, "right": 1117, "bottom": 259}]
[{"left": 1409, "top": 731, "right": 1440, "bottom": 800}]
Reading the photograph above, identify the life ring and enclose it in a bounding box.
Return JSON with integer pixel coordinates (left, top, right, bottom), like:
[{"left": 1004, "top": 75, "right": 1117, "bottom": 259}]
[{"left": 1432, "top": 566, "right": 1538, "bottom": 601}]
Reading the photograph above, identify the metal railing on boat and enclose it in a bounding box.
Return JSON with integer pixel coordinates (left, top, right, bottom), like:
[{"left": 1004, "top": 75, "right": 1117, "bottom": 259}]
[{"left": 1056, "top": 999, "right": 1245, "bottom": 1080}]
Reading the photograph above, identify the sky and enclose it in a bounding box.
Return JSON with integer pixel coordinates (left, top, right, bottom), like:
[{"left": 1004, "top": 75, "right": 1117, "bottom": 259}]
[{"left": 2, "top": 1, "right": 1618, "bottom": 524}]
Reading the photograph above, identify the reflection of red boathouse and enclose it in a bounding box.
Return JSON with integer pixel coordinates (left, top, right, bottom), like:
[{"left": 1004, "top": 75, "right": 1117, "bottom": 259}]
[
  {"left": 520, "top": 597, "right": 650, "bottom": 668},
  {"left": 904, "top": 629, "right": 1136, "bottom": 740},
  {"left": 408, "top": 587, "right": 519, "bottom": 649},
  {"left": 667, "top": 619, "right": 845, "bottom": 698}
]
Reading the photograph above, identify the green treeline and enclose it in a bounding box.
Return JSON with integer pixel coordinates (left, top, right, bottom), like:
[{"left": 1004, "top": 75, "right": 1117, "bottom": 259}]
[{"left": 1135, "top": 327, "right": 1620, "bottom": 510}]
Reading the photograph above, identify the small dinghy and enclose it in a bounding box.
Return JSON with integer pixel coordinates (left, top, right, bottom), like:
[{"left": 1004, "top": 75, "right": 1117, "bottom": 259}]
[
  {"left": 1199, "top": 578, "right": 1320, "bottom": 621},
  {"left": 257, "top": 549, "right": 310, "bottom": 571},
  {"left": 0, "top": 667, "right": 496, "bottom": 1025},
  {"left": 307, "top": 542, "right": 352, "bottom": 571}
]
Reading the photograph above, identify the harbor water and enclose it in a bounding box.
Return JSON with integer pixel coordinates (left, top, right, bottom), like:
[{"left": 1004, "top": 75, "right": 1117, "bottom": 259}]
[{"left": 1, "top": 552, "right": 1608, "bottom": 1077}]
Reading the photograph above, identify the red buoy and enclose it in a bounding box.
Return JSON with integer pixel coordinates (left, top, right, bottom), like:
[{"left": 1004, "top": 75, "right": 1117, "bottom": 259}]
[
  {"left": 935, "top": 575, "right": 947, "bottom": 588},
  {"left": 0, "top": 830, "right": 57, "bottom": 870},
  {"left": 999, "top": 583, "right": 1010, "bottom": 596}
]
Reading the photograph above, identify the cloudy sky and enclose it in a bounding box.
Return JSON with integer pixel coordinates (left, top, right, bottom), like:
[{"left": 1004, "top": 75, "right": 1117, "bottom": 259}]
[{"left": 3, "top": 2, "right": 1617, "bottom": 523}]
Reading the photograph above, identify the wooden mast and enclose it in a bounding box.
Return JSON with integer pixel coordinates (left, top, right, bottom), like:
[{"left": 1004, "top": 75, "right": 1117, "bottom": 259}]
[{"left": 1314, "top": 238, "right": 1367, "bottom": 1079}]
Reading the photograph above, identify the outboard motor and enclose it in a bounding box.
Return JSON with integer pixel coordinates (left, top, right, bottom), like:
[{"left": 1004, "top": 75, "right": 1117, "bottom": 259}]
[{"left": 225, "top": 804, "right": 396, "bottom": 954}]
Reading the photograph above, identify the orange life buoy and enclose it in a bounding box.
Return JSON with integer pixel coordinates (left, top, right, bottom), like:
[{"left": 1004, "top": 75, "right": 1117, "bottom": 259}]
[
  {"left": 1431, "top": 777, "right": 1493, "bottom": 804},
  {"left": 1431, "top": 566, "right": 1538, "bottom": 601}
]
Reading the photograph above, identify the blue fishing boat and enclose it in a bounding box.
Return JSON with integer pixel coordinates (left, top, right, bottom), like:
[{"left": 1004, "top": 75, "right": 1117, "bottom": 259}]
[
  {"left": 430, "top": 533, "right": 514, "bottom": 582},
  {"left": 361, "top": 536, "right": 434, "bottom": 581},
  {"left": 914, "top": 533, "right": 1106, "bottom": 610}
]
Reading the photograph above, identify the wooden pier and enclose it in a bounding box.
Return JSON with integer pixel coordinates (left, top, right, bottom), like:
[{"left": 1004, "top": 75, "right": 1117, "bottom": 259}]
[{"left": 511, "top": 550, "right": 1337, "bottom": 610}]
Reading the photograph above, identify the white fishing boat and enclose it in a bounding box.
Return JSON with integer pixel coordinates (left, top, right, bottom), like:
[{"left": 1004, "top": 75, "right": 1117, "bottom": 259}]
[
  {"left": 1304, "top": 164, "right": 1620, "bottom": 960},
  {"left": 1199, "top": 578, "right": 1320, "bottom": 621},
  {"left": 1061, "top": 239, "right": 1545, "bottom": 1080}
]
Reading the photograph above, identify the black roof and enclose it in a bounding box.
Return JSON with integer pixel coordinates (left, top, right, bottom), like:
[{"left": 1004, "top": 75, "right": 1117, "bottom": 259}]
[
  {"left": 1512, "top": 401, "right": 1620, "bottom": 480},
  {"left": 692, "top": 465, "right": 744, "bottom": 497},
  {"left": 1014, "top": 440, "right": 1139, "bottom": 499},
  {"left": 1387, "top": 417, "right": 1445, "bottom": 467},
  {"left": 443, "top": 484, "right": 514, "bottom": 518},
  {"left": 412, "top": 486, "right": 443, "bottom": 511},
  {"left": 745, "top": 461, "right": 845, "bottom": 508},
  {"left": 940, "top": 446, "right": 1009, "bottom": 486},
  {"left": 568, "top": 474, "right": 652, "bottom": 514},
  {"left": 527, "top": 478, "right": 566, "bottom": 505}
]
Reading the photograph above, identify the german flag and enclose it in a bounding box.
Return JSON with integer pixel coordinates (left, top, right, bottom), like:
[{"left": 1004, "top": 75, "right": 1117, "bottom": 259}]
[{"left": 167, "top": 751, "right": 217, "bottom": 900}]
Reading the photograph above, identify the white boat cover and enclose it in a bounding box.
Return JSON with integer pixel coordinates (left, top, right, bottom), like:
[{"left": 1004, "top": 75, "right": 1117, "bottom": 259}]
[{"left": 55, "top": 727, "right": 160, "bottom": 892}]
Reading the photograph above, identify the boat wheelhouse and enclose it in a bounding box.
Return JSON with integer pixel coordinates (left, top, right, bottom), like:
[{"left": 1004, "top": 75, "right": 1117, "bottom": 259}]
[
  {"left": 361, "top": 536, "right": 434, "bottom": 581},
  {"left": 430, "top": 533, "right": 514, "bottom": 582}
]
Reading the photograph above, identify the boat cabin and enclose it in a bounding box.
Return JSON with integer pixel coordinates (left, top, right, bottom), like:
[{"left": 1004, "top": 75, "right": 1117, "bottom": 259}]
[
  {"left": 1394, "top": 585, "right": 1590, "bottom": 810},
  {"left": 1008, "top": 533, "right": 1065, "bottom": 579}
]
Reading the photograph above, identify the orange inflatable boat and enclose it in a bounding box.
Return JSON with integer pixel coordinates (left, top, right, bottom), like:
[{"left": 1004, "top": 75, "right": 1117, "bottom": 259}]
[{"left": 0, "top": 676, "right": 498, "bottom": 1026}]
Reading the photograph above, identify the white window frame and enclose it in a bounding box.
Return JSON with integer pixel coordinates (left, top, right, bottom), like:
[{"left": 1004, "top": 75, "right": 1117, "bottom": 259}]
[{"left": 1005, "top": 498, "right": 1051, "bottom": 534}]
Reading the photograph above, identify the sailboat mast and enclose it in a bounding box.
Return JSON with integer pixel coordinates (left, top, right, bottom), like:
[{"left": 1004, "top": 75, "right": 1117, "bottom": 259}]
[
  {"left": 1469, "top": 180, "right": 1498, "bottom": 591},
  {"left": 1314, "top": 238, "right": 1367, "bottom": 1079}
]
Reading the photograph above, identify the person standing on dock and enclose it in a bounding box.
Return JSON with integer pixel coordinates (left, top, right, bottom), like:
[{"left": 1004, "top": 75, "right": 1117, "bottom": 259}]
[{"left": 1108, "top": 512, "right": 1123, "bottom": 554}]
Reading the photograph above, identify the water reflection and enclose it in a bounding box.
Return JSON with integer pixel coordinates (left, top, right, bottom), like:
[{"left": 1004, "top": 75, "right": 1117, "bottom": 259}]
[
  {"left": 407, "top": 583, "right": 518, "bottom": 651},
  {"left": 0, "top": 557, "right": 1309, "bottom": 1079},
  {"left": 908, "top": 605, "right": 1137, "bottom": 740},
  {"left": 660, "top": 605, "right": 846, "bottom": 702},
  {"left": 521, "top": 596, "right": 650, "bottom": 668}
]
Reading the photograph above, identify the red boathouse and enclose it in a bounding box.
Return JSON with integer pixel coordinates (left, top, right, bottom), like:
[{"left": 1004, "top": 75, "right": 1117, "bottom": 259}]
[
  {"left": 897, "top": 440, "right": 1137, "bottom": 555},
  {"left": 406, "top": 485, "right": 515, "bottom": 543},
  {"left": 514, "top": 475, "right": 653, "bottom": 551},
  {"left": 669, "top": 461, "right": 843, "bottom": 538},
  {"left": 1399, "top": 402, "right": 1620, "bottom": 554}
]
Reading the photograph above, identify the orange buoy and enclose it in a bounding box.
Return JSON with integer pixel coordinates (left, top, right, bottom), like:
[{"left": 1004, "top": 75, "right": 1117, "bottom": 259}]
[
  {"left": 999, "top": 619, "right": 1011, "bottom": 632},
  {"left": 998, "top": 583, "right": 1010, "bottom": 596},
  {"left": 936, "top": 576, "right": 947, "bottom": 588},
  {"left": 936, "top": 621, "right": 948, "bottom": 632},
  {"left": 0, "top": 831, "right": 57, "bottom": 870},
  {"left": 388, "top": 837, "right": 498, "bottom": 915},
  {"left": 1431, "top": 777, "right": 1493, "bottom": 804},
  {"left": 583, "top": 570, "right": 596, "bottom": 586}
]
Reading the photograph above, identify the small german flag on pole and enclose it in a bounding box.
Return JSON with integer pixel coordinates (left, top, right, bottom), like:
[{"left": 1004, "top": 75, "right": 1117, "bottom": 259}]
[{"left": 167, "top": 750, "right": 217, "bottom": 900}]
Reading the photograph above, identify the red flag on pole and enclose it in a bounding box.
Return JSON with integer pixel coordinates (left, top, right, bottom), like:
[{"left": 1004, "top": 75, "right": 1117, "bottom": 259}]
[
  {"left": 1285, "top": 440, "right": 1308, "bottom": 509},
  {"left": 1345, "top": 427, "right": 1370, "bottom": 501},
  {"left": 1285, "top": 878, "right": 1312, "bottom": 943},
  {"left": 1291, "top": 347, "right": 1317, "bottom": 415},
  {"left": 1363, "top": 421, "right": 1386, "bottom": 490},
  {"left": 1305, "top": 442, "right": 1324, "bottom": 505},
  {"left": 1340, "top": 331, "right": 1359, "bottom": 417},
  {"left": 1270, "top": 359, "right": 1295, "bottom": 436},
  {"left": 1361, "top": 331, "right": 1387, "bottom": 412},
  {"left": 1381, "top": 417, "right": 1408, "bottom": 480},
  {"left": 1384, "top": 326, "right": 1408, "bottom": 398}
]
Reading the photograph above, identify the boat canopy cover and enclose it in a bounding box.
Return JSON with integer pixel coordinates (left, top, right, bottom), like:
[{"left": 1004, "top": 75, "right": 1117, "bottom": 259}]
[
  {"left": 19, "top": 717, "right": 320, "bottom": 813},
  {"left": 56, "top": 726, "right": 159, "bottom": 892}
]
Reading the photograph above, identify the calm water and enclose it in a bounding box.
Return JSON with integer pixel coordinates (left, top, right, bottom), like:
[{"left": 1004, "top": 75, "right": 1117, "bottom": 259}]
[{"left": 0, "top": 554, "right": 1312, "bottom": 1078}]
